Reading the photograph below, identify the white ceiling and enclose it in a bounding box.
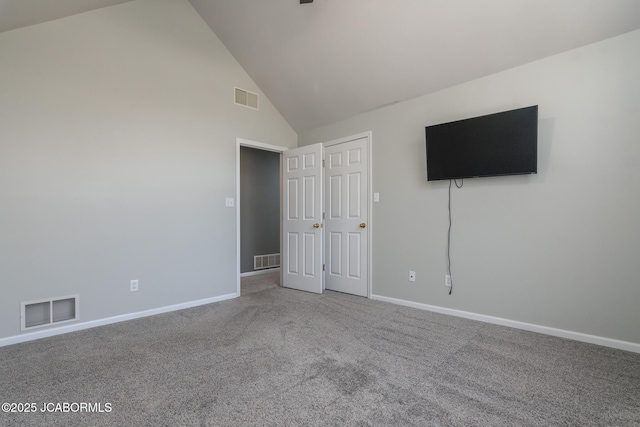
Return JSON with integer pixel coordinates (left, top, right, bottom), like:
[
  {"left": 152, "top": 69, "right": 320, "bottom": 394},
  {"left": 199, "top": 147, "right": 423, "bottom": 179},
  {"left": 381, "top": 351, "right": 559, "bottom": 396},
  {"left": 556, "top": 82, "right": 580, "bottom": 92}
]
[
  {"left": 2, "top": 0, "right": 640, "bottom": 132},
  {"left": 0, "top": 0, "right": 133, "bottom": 33}
]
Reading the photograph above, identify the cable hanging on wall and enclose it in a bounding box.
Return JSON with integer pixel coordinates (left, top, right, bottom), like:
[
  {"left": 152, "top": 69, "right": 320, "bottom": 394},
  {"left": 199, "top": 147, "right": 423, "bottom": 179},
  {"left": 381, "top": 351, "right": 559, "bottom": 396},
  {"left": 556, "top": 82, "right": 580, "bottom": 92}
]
[{"left": 447, "top": 179, "right": 463, "bottom": 295}]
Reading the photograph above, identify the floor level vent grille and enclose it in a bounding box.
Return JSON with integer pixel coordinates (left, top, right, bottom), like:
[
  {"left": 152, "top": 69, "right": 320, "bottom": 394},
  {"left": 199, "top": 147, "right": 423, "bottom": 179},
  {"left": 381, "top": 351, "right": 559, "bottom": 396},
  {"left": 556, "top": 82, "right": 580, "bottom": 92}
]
[
  {"left": 254, "top": 253, "right": 280, "bottom": 270},
  {"left": 21, "top": 295, "right": 79, "bottom": 331}
]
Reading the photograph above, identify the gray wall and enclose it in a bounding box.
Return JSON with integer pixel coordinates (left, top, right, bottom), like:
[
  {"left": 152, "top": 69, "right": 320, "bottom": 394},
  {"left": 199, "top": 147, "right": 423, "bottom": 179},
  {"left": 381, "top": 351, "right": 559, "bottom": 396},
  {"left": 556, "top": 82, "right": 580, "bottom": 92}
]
[
  {"left": 240, "top": 147, "right": 280, "bottom": 273},
  {"left": 299, "top": 30, "right": 640, "bottom": 345},
  {"left": 0, "top": 0, "right": 296, "bottom": 340}
]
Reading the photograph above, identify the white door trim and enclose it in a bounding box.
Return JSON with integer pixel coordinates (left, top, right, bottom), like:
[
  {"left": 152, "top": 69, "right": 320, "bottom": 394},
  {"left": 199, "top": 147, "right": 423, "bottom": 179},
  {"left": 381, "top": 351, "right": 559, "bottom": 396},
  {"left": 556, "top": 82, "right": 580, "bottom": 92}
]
[
  {"left": 324, "top": 131, "right": 372, "bottom": 148},
  {"left": 235, "top": 138, "right": 289, "bottom": 297},
  {"left": 323, "top": 131, "right": 373, "bottom": 298}
]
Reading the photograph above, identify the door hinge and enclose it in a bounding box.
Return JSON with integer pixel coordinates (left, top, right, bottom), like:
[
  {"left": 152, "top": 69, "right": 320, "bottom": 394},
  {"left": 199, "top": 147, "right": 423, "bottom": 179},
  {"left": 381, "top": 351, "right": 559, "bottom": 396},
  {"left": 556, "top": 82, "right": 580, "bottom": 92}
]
[
  {"left": 323, "top": 264, "right": 325, "bottom": 271},
  {"left": 322, "top": 159, "right": 325, "bottom": 167},
  {"left": 322, "top": 212, "right": 325, "bottom": 220}
]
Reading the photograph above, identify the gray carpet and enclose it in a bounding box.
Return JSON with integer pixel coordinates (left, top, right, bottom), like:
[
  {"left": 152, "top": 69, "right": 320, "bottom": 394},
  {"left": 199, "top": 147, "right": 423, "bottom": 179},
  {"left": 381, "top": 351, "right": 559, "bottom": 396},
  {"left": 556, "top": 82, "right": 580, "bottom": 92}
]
[{"left": 1, "top": 273, "right": 639, "bottom": 426}]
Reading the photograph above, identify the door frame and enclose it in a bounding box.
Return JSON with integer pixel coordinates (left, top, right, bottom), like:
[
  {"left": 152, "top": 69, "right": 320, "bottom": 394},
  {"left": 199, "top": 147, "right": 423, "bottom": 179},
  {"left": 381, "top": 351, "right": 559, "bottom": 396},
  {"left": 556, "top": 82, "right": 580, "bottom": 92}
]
[
  {"left": 323, "top": 131, "right": 373, "bottom": 298},
  {"left": 235, "top": 138, "right": 289, "bottom": 297}
]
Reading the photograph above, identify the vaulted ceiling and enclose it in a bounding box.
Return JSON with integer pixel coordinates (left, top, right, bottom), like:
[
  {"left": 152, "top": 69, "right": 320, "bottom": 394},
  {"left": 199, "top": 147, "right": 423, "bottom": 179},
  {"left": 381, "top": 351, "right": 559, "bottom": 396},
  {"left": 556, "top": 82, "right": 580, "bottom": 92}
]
[
  {"left": 2, "top": 0, "right": 640, "bottom": 132},
  {"left": 0, "top": 0, "right": 133, "bottom": 33}
]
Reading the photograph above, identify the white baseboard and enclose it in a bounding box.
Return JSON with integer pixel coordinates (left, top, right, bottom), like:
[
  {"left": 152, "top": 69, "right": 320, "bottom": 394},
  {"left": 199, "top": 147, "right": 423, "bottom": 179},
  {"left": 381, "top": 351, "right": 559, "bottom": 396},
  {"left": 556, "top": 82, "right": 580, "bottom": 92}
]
[
  {"left": 0, "top": 293, "right": 237, "bottom": 348},
  {"left": 371, "top": 294, "right": 640, "bottom": 354},
  {"left": 240, "top": 268, "right": 280, "bottom": 278}
]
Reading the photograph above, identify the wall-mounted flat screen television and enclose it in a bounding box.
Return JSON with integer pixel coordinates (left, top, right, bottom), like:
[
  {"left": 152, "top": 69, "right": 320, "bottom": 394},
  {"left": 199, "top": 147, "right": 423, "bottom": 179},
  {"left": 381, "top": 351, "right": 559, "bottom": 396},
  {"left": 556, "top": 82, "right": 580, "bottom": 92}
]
[{"left": 426, "top": 105, "right": 538, "bottom": 181}]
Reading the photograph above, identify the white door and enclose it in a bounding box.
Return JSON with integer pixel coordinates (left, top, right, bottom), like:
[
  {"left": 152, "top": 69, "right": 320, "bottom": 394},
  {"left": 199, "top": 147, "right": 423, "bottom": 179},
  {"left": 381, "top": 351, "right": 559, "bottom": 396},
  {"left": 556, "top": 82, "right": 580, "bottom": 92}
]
[
  {"left": 324, "top": 137, "right": 369, "bottom": 297},
  {"left": 282, "top": 143, "right": 324, "bottom": 294}
]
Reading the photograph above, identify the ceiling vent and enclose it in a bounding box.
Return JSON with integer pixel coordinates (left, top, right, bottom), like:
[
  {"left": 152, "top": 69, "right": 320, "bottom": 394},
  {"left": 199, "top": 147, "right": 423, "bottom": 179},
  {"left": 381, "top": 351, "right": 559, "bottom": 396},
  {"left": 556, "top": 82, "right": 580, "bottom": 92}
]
[{"left": 235, "top": 87, "right": 259, "bottom": 110}]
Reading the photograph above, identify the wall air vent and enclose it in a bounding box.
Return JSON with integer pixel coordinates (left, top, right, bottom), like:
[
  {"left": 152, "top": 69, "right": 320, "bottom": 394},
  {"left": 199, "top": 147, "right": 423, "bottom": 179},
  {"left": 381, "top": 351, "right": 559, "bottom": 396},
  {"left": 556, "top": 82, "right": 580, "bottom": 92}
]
[
  {"left": 21, "top": 295, "right": 79, "bottom": 331},
  {"left": 235, "top": 87, "right": 259, "bottom": 110},
  {"left": 254, "top": 253, "right": 280, "bottom": 270}
]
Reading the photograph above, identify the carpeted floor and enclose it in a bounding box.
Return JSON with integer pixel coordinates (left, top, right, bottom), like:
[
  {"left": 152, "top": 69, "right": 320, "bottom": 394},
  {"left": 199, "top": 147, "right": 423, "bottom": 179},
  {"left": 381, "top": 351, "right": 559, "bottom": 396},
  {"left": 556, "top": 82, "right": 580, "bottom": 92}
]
[
  {"left": 240, "top": 270, "right": 280, "bottom": 295},
  {"left": 1, "top": 272, "right": 639, "bottom": 426}
]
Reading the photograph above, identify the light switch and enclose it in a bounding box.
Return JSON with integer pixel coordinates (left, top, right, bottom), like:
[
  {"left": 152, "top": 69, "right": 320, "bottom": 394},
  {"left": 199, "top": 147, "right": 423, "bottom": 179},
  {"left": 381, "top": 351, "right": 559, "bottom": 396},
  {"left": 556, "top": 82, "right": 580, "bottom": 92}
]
[{"left": 373, "top": 192, "right": 380, "bottom": 203}]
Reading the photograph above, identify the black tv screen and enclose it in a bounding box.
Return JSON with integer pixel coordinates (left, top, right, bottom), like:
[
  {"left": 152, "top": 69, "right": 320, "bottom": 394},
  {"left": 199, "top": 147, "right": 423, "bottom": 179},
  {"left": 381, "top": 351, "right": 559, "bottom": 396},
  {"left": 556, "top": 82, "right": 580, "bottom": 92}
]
[{"left": 426, "top": 105, "right": 538, "bottom": 181}]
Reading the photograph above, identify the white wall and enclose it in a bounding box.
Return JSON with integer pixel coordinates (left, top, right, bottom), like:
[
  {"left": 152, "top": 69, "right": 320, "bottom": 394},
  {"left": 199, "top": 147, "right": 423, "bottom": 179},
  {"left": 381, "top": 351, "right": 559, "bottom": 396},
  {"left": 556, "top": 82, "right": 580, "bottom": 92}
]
[
  {"left": 299, "top": 30, "right": 640, "bottom": 345},
  {"left": 0, "top": 0, "right": 296, "bottom": 341}
]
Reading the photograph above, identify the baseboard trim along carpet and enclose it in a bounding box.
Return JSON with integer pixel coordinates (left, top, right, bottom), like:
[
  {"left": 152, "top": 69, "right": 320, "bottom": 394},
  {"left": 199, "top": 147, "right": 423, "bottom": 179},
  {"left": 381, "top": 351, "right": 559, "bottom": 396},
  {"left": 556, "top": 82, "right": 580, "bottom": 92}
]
[
  {"left": 0, "top": 293, "right": 237, "bottom": 348},
  {"left": 371, "top": 294, "right": 640, "bottom": 354},
  {"left": 240, "top": 268, "right": 281, "bottom": 278}
]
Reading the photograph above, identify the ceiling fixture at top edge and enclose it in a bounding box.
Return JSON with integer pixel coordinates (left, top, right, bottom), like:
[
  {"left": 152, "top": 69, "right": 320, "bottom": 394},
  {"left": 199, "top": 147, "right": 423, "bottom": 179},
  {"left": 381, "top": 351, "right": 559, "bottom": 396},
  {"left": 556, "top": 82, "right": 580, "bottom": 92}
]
[{"left": 300, "top": 0, "right": 314, "bottom": 4}]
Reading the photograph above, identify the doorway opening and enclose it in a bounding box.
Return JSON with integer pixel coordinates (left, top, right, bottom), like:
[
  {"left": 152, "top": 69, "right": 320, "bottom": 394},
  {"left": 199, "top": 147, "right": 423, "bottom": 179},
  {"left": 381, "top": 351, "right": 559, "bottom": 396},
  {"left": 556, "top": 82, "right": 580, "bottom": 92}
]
[{"left": 235, "top": 139, "right": 288, "bottom": 297}]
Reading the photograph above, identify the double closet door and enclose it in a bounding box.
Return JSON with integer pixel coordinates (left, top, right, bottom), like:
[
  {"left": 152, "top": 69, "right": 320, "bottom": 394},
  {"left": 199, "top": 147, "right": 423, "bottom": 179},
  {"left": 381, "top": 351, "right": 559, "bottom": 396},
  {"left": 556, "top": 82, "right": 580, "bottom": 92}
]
[{"left": 282, "top": 136, "right": 369, "bottom": 298}]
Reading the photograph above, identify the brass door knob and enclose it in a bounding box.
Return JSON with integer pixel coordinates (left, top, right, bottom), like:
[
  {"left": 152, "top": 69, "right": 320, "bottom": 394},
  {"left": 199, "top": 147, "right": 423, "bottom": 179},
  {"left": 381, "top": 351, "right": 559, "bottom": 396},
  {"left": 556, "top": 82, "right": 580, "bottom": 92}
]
[
  {"left": 360, "top": 223, "right": 366, "bottom": 228},
  {"left": 313, "top": 223, "right": 320, "bottom": 228}
]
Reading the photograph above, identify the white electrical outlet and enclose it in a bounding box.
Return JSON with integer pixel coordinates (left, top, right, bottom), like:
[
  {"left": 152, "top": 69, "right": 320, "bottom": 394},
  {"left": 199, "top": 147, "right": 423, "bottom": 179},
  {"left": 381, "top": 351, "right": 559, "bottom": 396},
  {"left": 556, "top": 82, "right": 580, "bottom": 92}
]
[
  {"left": 130, "top": 279, "right": 139, "bottom": 292},
  {"left": 409, "top": 271, "right": 416, "bottom": 282},
  {"left": 445, "top": 275, "right": 452, "bottom": 287},
  {"left": 225, "top": 198, "right": 235, "bottom": 207}
]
